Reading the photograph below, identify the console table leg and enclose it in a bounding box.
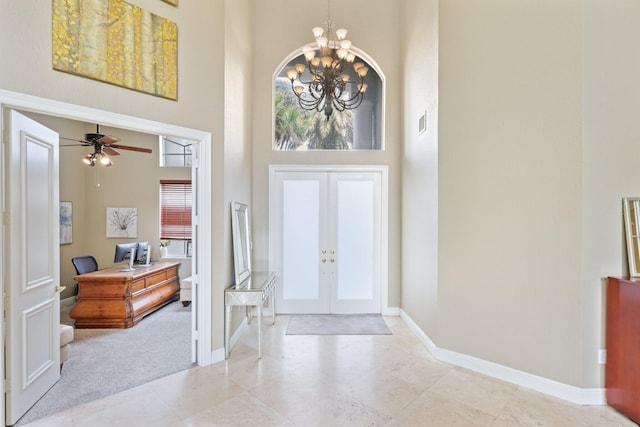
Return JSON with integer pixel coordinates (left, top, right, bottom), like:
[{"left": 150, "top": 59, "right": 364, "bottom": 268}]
[
  {"left": 225, "top": 304, "right": 231, "bottom": 359},
  {"left": 271, "top": 287, "right": 276, "bottom": 325},
  {"left": 257, "top": 304, "right": 263, "bottom": 359}
]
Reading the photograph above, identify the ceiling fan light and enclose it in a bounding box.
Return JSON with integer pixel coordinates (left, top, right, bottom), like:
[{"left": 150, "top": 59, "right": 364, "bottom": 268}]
[
  {"left": 100, "top": 155, "right": 112, "bottom": 166},
  {"left": 82, "top": 155, "right": 93, "bottom": 165}
]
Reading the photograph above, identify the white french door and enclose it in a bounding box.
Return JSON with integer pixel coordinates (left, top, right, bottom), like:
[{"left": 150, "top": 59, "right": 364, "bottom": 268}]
[
  {"left": 270, "top": 167, "right": 385, "bottom": 314},
  {"left": 4, "top": 110, "right": 61, "bottom": 425}
]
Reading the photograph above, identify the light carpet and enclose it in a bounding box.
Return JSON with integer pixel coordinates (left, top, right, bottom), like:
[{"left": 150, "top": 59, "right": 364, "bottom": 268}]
[
  {"left": 16, "top": 301, "right": 193, "bottom": 426},
  {"left": 285, "top": 314, "right": 392, "bottom": 335}
]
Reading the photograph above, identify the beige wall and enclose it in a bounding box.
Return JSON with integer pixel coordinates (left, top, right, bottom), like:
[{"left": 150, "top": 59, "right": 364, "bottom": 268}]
[
  {"left": 583, "top": 0, "right": 640, "bottom": 387},
  {"left": 438, "top": 0, "right": 584, "bottom": 386},
  {"left": 401, "top": 0, "right": 440, "bottom": 339},
  {"left": 250, "top": 0, "right": 402, "bottom": 307},
  {"left": 224, "top": 0, "right": 254, "bottom": 334}
]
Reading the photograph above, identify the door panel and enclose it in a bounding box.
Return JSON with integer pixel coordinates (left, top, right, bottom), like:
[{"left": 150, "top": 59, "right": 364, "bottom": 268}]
[
  {"left": 331, "top": 173, "right": 381, "bottom": 313},
  {"left": 273, "top": 169, "right": 382, "bottom": 314},
  {"left": 276, "top": 172, "right": 328, "bottom": 313},
  {"left": 5, "top": 110, "right": 60, "bottom": 425}
]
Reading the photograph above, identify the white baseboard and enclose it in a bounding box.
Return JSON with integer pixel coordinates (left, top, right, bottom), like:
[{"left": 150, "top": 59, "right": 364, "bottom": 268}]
[
  {"left": 211, "top": 348, "right": 226, "bottom": 364},
  {"left": 383, "top": 306, "right": 400, "bottom": 316},
  {"left": 399, "top": 309, "right": 606, "bottom": 406}
]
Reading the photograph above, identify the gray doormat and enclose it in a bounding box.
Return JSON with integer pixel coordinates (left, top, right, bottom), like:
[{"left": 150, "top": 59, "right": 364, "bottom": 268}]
[{"left": 286, "top": 314, "right": 392, "bottom": 335}]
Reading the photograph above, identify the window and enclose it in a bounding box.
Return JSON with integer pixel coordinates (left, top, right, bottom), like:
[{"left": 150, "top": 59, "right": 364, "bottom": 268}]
[
  {"left": 273, "top": 50, "right": 383, "bottom": 151},
  {"left": 160, "top": 180, "right": 192, "bottom": 257},
  {"left": 160, "top": 136, "right": 193, "bottom": 167}
]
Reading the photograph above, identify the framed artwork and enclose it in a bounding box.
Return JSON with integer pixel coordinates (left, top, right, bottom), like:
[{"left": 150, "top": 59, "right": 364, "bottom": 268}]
[
  {"left": 624, "top": 197, "right": 640, "bottom": 276},
  {"left": 60, "top": 201, "right": 72, "bottom": 245},
  {"left": 52, "top": 0, "right": 178, "bottom": 100},
  {"left": 106, "top": 207, "right": 138, "bottom": 238}
]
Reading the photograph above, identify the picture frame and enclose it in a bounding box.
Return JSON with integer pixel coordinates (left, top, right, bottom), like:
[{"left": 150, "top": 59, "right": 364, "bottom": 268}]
[
  {"left": 52, "top": 0, "right": 178, "bottom": 100},
  {"left": 231, "top": 202, "right": 251, "bottom": 285},
  {"left": 623, "top": 197, "right": 640, "bottom": 276},
  {"left": 60, "top": 201, "right": 72, "bottom": 245},
  {"left": 106, "top": 207, "right": 138, "bottom": 238}
]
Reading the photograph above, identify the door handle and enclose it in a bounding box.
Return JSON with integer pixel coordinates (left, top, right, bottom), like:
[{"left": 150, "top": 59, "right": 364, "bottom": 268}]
[
  {"left": 55, "top": 285, "right": 66, "bottom": 293},
  {"left": 330, "top": 258, "right": 335, "bottom": 263},
  {"left": 321, "top": 258, "right": 327, "bottom": 263}
]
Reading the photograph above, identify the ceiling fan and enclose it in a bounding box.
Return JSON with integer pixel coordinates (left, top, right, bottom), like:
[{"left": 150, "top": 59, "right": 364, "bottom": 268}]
[{"left": 60, "top": 124, "right": 152, "bottom": 167}]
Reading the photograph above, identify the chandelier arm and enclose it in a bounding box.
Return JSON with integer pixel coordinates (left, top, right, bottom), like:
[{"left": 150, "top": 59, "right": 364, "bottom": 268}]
[{"left": 293, "top": 86, "right": 326, "bottom": 111}]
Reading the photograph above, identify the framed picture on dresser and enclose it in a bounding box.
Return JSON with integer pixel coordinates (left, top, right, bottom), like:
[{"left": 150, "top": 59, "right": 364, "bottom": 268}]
[{"left": 623, "top": 197, "right": 640, "bottom": 276}]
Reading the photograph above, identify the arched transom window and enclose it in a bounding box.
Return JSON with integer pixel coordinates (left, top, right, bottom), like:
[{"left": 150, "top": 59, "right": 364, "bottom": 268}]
[{"left": 273, "top": 48, "right": 384, "bottom": 151}]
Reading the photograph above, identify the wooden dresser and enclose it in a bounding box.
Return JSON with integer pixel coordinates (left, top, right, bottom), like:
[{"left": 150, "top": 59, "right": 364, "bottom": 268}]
[
  {"left": 70, "top": 261, "right": 180, "bottom": 328},
  {"left": 606, "top": 276, "right": 640, "bottom": 424}
]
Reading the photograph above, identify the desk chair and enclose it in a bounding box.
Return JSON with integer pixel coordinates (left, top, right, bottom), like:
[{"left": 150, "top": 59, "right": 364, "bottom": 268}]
[{"left": 71, "top": 256, "right": 99, "bottom": 275}]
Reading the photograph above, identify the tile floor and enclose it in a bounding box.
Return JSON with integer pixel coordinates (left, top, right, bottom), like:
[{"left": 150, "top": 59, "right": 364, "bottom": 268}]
[{"left": 21, "top": 316, "right": 637, "bottom": 426}]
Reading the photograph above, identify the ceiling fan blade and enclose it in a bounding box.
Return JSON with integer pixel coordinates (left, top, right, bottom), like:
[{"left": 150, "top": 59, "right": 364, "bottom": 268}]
[
  {"left": 102, "top": 146, "right": 121, "bottom": 156},
  {"left": 96, "top": 134, "right": 121, "bottom": 144},
  {"left": 110, "top": 144, "right": 153, "bottom": 154},
  {"left": 60, "top": 136, "right": 91, "bottom": 144}
]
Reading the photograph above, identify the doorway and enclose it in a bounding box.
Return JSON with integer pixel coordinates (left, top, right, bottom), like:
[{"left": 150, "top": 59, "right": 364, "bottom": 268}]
[
  {"left": 0, "top": 90, "right": 214, "bottom": 425},
  {"left": 269, "top": 165, "right": 388, "bottom": 314}
]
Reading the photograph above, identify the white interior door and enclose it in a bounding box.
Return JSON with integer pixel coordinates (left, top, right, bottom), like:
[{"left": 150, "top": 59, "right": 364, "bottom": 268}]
[
  {"left": 272, "top": 168, "right": 383, "bottom": 314},
  {"left": 4, "top": 110, "right": 61, "bottom": 425}
]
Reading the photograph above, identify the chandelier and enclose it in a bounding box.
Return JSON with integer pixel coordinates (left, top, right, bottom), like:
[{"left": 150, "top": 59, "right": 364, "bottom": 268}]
[{"left": 286, "top": 1, "right": 369, "bottom": 119}]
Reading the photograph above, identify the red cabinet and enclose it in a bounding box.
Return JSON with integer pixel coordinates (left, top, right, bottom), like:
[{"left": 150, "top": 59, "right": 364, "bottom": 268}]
[{"left": 606, "top": 276, "right": 640, "bottom": 424}]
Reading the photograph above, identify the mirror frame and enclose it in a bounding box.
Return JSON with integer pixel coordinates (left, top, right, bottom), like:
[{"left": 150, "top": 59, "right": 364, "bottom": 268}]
[
  {"left": 231, "top": 201, "right": 251, "bottom": 285},
  {"left": 623, "top": 197, "right": 640, "bottom": 277}
]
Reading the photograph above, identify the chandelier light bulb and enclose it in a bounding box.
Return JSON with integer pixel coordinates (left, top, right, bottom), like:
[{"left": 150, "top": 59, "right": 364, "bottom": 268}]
[
  {"left": 303, "top": 49, "right": 316, "bottom": 62},
  {"left": 335, "top": 28, "right": 347, "bottom": 40},
  {"left": 357, "top": 66, "right": 369, "bottom": 78},
  {"left": 316, "top": 36, "right": 328, "bottom": 47},
  {"left": 295, "top": 63, "right": 305, "bottom": 74},
  {"left": 287, "top": 68, "right": 298, "bottom": 81},
  {"left": 312, "top": 27, "right": 324, "bottom": 37}
]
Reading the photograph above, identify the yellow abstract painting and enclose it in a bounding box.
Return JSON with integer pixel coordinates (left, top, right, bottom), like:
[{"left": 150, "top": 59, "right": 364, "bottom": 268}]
[{"left": 52, "top": 0, "right": 178, "bottom": 100}]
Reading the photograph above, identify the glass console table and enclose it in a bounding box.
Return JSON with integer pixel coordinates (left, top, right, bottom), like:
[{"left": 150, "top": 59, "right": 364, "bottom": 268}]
[{"left": 224, "top": 271, "right": 276, "bottom": 359}]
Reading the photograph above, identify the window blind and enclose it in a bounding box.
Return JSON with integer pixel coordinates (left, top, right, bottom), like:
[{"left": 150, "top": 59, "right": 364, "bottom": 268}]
[{"left": 160, "top": 180, "right": 192, "bottom": 240}]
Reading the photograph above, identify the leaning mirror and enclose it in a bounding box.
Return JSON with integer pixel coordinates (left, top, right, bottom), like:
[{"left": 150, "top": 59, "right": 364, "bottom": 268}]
[
  {"left": 231, "top": 202, "right": 251, "bottom": 285},
  {"left": 623, "top": 197, "right": 640, "bottom": 277}
]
